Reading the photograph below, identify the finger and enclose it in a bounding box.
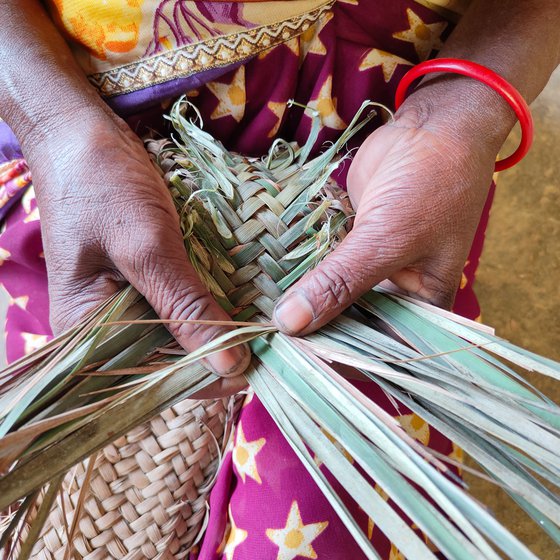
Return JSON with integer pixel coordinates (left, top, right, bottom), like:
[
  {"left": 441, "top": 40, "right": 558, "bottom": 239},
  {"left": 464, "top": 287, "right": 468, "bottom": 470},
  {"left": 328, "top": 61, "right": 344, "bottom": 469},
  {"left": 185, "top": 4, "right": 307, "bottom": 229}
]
[
  {"left": 113, "top": 225, "right": 250, "bottom": 377},
  {"left": 389, "top": 261, "right": 462, "bottom": 310},
  {"left": 273, "top": 224, "right": 408, "bottom": 336},
  {"left": 191, "top": 373, "right": 249, "bottom": 400}
]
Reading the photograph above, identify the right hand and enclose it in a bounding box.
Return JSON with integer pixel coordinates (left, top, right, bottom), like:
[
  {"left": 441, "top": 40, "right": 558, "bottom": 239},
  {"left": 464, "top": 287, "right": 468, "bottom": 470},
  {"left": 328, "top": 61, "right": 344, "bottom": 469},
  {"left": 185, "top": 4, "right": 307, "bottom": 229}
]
[{"left": 24, "top": 106, "right": 250, "bottom": 397}]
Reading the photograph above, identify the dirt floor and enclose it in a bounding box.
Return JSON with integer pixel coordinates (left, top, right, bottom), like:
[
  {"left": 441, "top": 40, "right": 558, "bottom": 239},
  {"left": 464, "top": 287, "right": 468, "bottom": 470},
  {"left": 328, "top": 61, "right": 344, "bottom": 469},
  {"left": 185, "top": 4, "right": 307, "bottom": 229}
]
[{"left": 465, "top": 69, "right": 560, "bottom": 559}]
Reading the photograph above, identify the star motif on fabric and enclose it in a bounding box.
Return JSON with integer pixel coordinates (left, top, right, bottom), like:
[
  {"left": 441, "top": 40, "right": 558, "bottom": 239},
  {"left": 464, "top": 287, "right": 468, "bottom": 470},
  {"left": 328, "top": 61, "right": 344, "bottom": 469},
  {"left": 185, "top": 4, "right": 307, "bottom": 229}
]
[
  {"left": 393, "top": 9, "right": 447, "bottom": 61},
  {"left": 367, "top": 517, "right": 374, "bottom": 540},
  {"left": 258, "top": 37, "right": 299, "bottom": 60},
  {"left": 390, "top": 543, "right": 406, "bottom": 560},
  {"left": 299, "top": 12, "right": 332, "bottom": 61},
  {"left": 223, "top": 506, "right": 248, "bottom": 560},
  {"left": 232, "top": 421, "right": 266, "bottom": 484},
  {"left": 410, "top": 523, "right": 439, "bottom": 551},
  {"left": 267, "top": 102, "right": 287, "bottom": 139},
  {"left": 449, "top": 442, "right": 464, "bottom": 475},
  {"left": 224, "top": 438, "right": 234, "bottom": 458},
  {"left": 216, "top": 521, "right": 229, "bottom": 555},
  {"left": 9, "top": 295, "right": 29, "bottom": 310},
  {"left": 242, "top": 389, "right": 255, "bottom": 408},
  {"left": 0, "top": 247, "right": 11, "bottom": 266},
  {"left": 460, "top": 260, "right": 470, "bottom": 289},
  {"left": 21, "top": 332, "right": 49, "bottom": 355},
  {"left": 23, "top": 207, "right": 40, "bottom": 223},
  {"left": 257, "top": 46, "right": 274, "bottom": 61},
  {"left": 284, "top": 37, "right": 300, "bottom": 56},
  {"left": 306, "top": 75, "right": 346, "bottom": 130},
  {"left": 359, "top": 48, "right": 412, "bottom": 82},
  {"left": 266, "top": 501, "right": 328, "bottom": 560},
  {"left": 207, "top": 66, "right": 246, "bottom": 123},
  {"left": 397, "top": 413, "right": 430, "bottom": 445}
]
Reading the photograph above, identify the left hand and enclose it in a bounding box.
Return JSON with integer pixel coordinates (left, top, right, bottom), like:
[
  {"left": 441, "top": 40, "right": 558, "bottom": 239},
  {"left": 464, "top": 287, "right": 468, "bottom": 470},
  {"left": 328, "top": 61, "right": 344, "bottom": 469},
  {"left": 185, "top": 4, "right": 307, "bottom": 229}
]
[{"left": 273, "top": 88, "right": 503, "bottom": 335}]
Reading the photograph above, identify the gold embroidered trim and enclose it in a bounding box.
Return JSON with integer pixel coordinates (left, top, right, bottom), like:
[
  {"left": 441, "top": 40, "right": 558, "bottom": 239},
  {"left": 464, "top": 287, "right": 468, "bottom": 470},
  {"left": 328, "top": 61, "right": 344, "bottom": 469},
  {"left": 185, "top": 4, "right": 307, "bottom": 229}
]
[{"left": 88, "top": 2, "right": 334, "bottom": 97}]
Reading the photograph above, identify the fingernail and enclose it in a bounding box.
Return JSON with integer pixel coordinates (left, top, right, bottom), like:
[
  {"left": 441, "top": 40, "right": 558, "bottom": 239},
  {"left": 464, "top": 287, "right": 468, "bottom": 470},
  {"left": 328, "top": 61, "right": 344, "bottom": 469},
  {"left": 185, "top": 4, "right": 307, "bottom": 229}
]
[
  {"left": 205, "top": 342, "right": 250, "bottom": 377},
  {"left": 273, "top": 291, "right": 314, "bottom": 334}
]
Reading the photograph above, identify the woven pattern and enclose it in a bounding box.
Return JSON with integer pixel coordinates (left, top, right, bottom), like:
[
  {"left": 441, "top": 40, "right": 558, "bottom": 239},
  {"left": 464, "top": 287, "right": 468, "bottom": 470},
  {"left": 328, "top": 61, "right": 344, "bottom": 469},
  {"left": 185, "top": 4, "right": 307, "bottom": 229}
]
[
  {"left": 24, "top": 398, "right": 240, "bottom": 560},
  {"left": 147, "top": 135, "right": 353, "bottom": 321}
]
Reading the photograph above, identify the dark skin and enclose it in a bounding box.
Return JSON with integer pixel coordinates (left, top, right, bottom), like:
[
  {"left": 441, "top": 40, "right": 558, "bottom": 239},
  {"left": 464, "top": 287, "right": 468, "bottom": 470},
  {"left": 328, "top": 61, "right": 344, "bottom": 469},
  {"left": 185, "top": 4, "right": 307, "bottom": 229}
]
[{"left": 1, "top": 0, "right": 559, "bottom": 397}]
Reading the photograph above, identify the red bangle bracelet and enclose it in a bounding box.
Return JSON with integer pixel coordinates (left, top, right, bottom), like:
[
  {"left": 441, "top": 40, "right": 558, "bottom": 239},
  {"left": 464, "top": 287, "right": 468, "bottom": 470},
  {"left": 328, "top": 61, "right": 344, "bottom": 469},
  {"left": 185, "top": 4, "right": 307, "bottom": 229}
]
[{"left": 394, "top": 58, "right": 534, "bottom": 172}]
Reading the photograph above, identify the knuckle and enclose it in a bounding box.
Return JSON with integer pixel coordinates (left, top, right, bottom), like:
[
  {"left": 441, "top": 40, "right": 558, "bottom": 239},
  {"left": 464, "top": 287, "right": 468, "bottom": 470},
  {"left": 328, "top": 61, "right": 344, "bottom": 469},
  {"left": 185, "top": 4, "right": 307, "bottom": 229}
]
[
  {"left": 392, "top": 101, "right": 435, "bottom": 131},
  {"left": 149, "top": 277, "right": 216, "bottom": 341},
  {"left": 115, "top": 227, "right": 166, "bottom": 273},
  {"left": 309, "top": 264, "right": 355, "bottom": 312},
  {"left": 111, "top": 215, "right": 182, "bottom": 273},
  {"left": 173, "top": 290, "right": 213, "bottom": 320},
  {"left": 422, "top": 271, "right": 459, "bottom": 308}
]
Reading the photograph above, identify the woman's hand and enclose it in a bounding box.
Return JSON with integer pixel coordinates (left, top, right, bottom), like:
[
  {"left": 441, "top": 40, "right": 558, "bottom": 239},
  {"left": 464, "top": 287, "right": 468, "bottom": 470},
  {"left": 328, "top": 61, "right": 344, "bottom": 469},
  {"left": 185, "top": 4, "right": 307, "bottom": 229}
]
[
  {"left": 273, "top": 82, "right": 507, "bottom": 335},
  {"left": 271, "top": 0, "right": 560, "bottom": 336},
  {"left": 25, "top": 108, "right": 250, "bottom": 395},
  {"left": 0, "top": 0, "right": 250, "bottom": 395}
]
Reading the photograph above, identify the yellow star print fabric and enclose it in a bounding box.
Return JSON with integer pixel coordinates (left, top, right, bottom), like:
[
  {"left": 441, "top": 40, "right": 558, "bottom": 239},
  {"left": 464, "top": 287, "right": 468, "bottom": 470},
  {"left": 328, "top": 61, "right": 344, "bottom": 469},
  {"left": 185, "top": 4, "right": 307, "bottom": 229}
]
[
  {"left": 266, "top": 501, "right": 329, "bottom": 560},
  {"left": 232, "top": 421, "right": 266, "bottom": 484}
]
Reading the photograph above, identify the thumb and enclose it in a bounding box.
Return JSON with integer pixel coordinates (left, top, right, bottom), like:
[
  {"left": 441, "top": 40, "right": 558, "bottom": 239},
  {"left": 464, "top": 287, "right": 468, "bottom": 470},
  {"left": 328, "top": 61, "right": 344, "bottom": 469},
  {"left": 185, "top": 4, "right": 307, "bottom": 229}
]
[
  {"left": 273, "top": 225, "right": 406, "bottom": 336},
  {"left": 114, "top": 230, "right": 250, "bottom": 377}
]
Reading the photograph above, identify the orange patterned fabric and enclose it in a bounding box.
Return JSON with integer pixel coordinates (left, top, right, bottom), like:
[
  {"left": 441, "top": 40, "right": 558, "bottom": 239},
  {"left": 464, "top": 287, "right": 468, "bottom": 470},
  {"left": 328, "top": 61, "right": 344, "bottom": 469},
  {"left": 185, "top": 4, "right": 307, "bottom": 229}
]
[{"left": 46, "top": 0, "right": 334, "bottom": 96}]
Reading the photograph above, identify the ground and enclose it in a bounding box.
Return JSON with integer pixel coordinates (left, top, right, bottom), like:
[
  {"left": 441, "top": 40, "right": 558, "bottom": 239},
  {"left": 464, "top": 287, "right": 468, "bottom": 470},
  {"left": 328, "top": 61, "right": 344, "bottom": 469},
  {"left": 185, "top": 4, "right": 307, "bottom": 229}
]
[{"left": 468, "top": 68, "right": 560, "bottom": 559}]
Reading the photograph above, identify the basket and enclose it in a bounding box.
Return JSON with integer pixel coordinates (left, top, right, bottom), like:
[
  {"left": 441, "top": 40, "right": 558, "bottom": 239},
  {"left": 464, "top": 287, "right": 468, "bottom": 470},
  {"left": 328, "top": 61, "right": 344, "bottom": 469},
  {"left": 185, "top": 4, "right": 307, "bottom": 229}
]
[{"left": 17, "top": 397, "right": 241, "bottom": 560}]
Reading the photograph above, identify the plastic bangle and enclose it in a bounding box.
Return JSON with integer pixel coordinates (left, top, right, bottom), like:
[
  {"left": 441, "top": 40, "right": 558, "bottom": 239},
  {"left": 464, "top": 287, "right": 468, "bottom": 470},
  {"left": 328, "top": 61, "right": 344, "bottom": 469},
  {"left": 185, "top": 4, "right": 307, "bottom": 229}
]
[{"left": 394, "top": 58, "right": 534, "bottom": 172}]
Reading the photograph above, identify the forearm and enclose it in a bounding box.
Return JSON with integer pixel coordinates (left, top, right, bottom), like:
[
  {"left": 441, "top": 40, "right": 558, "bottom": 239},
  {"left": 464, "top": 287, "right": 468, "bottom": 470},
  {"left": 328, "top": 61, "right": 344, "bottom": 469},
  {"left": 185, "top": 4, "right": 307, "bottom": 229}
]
[
  {"left": 398, "top": 0, "right": 560, "bottom": 151},
  {"left": 441, "top": 0, "right": 560, "bottom": 102},
  {"left": 0, "top": 0, "right": 107, "bottom": 150}
]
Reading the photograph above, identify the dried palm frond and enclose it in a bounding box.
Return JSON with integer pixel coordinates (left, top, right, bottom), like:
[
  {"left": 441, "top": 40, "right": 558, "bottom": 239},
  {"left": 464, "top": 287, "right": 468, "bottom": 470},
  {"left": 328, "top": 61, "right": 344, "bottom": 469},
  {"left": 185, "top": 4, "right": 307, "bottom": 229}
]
[{"left": 0, "top": 98, "right": 559, "bottom": 560}]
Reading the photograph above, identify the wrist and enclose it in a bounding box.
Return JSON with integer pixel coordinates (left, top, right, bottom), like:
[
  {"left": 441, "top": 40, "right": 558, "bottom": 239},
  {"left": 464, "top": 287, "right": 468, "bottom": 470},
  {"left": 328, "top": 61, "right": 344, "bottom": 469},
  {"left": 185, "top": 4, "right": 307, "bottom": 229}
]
[
  {"left": 2, "top": 81, "right": 105, "bottom": 154},
  {"left": 393, "top": 74, "right": 518, "bottom": 156},
  {"left": 12, "top": 101, "right": 121, "bottom": 206}
]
